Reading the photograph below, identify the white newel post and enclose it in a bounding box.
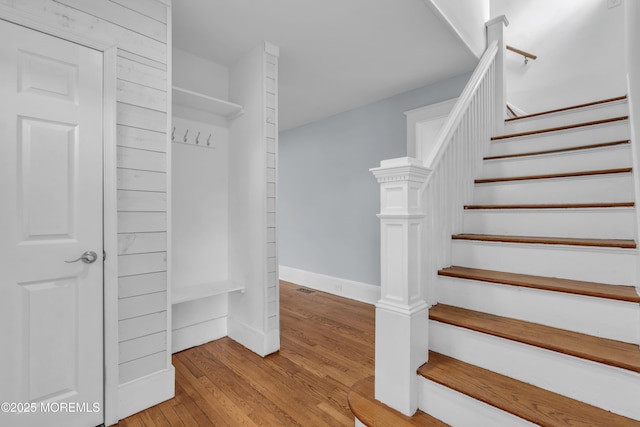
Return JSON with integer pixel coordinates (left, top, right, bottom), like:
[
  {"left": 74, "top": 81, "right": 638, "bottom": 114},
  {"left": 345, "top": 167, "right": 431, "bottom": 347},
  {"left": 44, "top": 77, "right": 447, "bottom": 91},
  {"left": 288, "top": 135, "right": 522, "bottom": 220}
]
[
  {"left": 370, "top": 157, "right": 431, "bottom": 416},
  {"left": 486, "top": 15, "right": 509, "bottom": 136}
]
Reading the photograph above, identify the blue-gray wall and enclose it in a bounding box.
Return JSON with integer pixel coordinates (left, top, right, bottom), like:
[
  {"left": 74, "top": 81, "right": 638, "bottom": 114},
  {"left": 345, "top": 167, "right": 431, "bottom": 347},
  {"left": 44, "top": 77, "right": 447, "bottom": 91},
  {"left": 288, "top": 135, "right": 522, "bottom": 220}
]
[{"left": 279, "top": 72, "right": 472, "bottom": 286}]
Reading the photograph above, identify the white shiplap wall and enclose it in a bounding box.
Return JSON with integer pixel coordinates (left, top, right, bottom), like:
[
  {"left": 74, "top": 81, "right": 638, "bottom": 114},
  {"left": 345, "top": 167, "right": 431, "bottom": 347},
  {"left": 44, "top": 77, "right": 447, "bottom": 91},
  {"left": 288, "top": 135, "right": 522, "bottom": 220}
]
[
  {"left": 227, "top": 43, "right": 280, "bottom": 356},
  {"left": 0, "top": 0, "right": 172, "bottom": 419},
  {"left": 265, "top": 50, "right": 279, "bottom": 336}
]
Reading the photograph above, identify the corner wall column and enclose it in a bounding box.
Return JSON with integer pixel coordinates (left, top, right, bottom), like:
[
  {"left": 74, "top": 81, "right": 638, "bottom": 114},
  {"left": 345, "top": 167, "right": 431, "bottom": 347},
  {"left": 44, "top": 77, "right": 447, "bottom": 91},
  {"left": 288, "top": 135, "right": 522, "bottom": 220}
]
[
  {"left": 624, "top": 0, "right": 640, "bottom": 297},
  {"left": 370, "top": 157, "right": 431, "bottom": 416},
  {"left": 486, "top": 15, "right": 509, "bottom": 135}
]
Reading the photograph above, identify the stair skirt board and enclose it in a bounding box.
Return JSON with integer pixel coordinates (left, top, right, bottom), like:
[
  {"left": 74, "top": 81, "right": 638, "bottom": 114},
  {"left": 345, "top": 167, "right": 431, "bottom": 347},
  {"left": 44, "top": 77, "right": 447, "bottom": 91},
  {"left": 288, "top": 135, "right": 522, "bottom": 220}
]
[
  {"left": 418, "top": 378, "right": 538, "bottom": 427},
  {"left": 436, "top": 276, "right": 640, "bottom": 343},
  {"left": 489, "top": 121, "right": 630, "bottom": 157},
  {"left": 479, "top": 143, "right": 631, "bottom": 179},
  {"left": 504, "top": 98, "right": 628, "bottom": 134},
  {"left": 451, "top": 239, "right": 637, "bottom": 286},
  {"left": 461, "top": 207, "right": 636, "bottom": 240},
  {"left": 472, "top": 172, "right": 634, "bottom": 205},
  {"left": 429, "top": 321, "right": 640, "bottom": 420}
]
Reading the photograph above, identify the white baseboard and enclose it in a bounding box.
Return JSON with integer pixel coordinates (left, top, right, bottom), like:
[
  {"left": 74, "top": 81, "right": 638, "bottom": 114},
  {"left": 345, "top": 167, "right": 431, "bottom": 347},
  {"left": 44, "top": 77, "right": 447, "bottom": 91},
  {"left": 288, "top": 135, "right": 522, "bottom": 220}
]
[
  {"left": 117, "top": 366, "right": 175, "bottom": 421},
  {"left": 172, "top": 317, "right": 227, "bottom": 353},
  {"left": 227, "top": 317, "right": 279, "bottom": 357},
  {"left": 279, "top": 266, "right": 380, "bottom": 305}
]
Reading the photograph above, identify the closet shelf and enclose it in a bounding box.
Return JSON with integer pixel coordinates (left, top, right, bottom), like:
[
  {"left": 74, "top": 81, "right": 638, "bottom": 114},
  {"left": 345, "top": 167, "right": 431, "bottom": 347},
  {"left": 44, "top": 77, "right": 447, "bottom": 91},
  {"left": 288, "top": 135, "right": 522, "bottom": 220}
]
[
  {"left": 172, "top": 280, "right": 245, "bottom": 305},
  {"left": 172, "top": 86, "right": 244, "bottom": 118}
]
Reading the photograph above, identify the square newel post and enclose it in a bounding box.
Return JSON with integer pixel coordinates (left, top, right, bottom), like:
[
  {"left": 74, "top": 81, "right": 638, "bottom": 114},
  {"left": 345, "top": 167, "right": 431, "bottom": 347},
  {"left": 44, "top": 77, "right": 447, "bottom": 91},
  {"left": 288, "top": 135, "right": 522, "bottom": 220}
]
[
  {"left": 486, "top": 15, "right": 509, "bottom": 135},
  {"left": 370, "top": 157, "right": 431, "bottom": 416}
]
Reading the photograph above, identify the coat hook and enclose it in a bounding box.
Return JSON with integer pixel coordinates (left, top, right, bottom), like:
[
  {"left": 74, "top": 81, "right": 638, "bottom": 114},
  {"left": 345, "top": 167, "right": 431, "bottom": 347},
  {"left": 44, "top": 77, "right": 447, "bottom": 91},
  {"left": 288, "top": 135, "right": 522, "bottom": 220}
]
[
  {"left": 195, "top": 131, "right": 201, "bottom": 145},
  {"left": 207, "top": 133, "right": 212, "bottom": 146},
  {"left": 171, "top": 126, "right": 175, "bottom": 141},
  {"left": 183, "top": 129, "right": 189, "bottom": 143}
]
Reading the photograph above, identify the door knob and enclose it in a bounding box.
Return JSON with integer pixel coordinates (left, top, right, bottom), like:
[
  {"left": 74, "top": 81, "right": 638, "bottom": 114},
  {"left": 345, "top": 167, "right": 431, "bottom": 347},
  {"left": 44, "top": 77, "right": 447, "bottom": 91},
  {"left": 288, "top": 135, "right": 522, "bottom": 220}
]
[{"left": 65, "top": 251, "right": 98, "bottom": 264}]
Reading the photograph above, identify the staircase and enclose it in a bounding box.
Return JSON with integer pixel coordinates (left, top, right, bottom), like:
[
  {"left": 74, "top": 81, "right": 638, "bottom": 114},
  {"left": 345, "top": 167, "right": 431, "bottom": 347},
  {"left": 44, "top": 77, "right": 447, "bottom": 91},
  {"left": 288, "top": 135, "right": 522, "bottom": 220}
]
[
  {"left": 351, "top": 96, "right": 640, "bottom": 426},
  {"left": 423, "top": 96, "right": 640, "bottom": 425}
]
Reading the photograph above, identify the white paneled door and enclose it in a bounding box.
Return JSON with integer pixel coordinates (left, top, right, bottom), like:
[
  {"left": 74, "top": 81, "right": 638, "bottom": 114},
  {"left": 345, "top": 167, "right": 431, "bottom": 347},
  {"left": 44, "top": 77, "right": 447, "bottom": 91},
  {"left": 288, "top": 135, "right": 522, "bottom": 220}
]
[{"left": 0, "top": 20, "right": 104, "bottom": 427}]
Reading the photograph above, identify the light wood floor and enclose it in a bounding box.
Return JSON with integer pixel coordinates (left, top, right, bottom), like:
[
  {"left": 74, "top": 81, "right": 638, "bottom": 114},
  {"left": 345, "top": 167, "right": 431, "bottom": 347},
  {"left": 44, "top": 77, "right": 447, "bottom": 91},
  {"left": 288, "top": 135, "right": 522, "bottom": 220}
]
[{"left": 115, "top": 281, "right": 375, "bottom": 426}]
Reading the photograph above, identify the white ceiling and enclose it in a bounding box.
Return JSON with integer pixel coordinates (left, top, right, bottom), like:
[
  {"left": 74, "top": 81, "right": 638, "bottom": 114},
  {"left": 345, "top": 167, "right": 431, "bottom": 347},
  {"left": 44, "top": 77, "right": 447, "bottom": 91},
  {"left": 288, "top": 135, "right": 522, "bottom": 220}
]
[{"left": 172, "top": 0, "right": 478, "bottom": 130}]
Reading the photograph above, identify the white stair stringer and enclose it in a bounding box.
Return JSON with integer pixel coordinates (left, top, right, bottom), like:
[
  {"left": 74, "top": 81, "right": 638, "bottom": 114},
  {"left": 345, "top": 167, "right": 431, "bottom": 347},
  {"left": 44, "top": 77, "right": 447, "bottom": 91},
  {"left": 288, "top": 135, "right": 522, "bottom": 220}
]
[
  {"left": 417, "top": 377, "right": 538, "bottom": 427},
  {"left": 450, "top": 239, "right": 638, "bottom": 286},
  {"left": 429, "top": 320, "right": 640, "bottom": 421},
  {"left": 504, "top": 98, "right": 628, "bottom": 134},
  {"left": 462, "top": 206, "right": 636, "bottom": 240},
  {"left": 472, "top": 172, "right": 634, "bottom": 205},
  {"left": 480, "top": 143, "right": 631, "bottom": 178},
  {"left": 436, "top": 275, "right": 640, "bottom": 343},
  {"left": 489, "top": 119, "right": 630, "bottom": 157}
]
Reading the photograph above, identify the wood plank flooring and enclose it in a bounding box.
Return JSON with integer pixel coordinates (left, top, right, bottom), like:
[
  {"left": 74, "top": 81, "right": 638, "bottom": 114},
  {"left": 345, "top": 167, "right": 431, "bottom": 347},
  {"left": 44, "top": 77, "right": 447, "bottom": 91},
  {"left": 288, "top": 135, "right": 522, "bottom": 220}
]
[{"left": 113, "top": 281, "right": 375, "bottom": 426}]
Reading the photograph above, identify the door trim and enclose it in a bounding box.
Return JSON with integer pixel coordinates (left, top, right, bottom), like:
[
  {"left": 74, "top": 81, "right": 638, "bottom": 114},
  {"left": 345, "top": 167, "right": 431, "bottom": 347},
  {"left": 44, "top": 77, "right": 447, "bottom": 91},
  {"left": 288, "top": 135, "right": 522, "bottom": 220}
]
[{"left": 0, "top": 10, "right": 119, "bottom": 426}]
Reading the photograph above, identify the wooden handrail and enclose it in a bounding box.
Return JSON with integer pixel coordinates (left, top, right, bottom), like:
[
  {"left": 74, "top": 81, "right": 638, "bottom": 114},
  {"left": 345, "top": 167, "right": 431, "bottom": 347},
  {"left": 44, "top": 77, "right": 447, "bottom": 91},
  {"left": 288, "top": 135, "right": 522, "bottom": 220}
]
[{"left": 506, "top": 45, "right": 537, "bottom": 63}]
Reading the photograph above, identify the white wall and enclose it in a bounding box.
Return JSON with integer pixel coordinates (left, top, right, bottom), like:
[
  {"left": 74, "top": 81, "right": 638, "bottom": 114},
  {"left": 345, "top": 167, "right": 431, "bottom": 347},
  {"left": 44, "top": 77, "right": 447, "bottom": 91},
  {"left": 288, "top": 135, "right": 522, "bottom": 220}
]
[
  {"left": 171, "top": 49, "right": 229, "bottom": 289},
  {"left": 279, "top": 72, "right": 471, "bottom": 289},
  {"left": 427, "top": 0, "right": 490, "bottom": 58},
  {"left": 171, "top": 116, "right": 228, "bottom": 288},
  {"left": 172, "top": 47, "right": 229, "bottom": 99},
  {"left": 491, "top": 0, "right": 626, "bottom": 113}
]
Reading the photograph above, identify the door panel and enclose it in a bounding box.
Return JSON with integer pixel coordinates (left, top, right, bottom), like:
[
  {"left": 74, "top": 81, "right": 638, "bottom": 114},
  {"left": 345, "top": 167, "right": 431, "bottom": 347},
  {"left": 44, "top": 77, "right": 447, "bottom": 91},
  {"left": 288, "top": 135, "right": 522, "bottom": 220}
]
[
  {"left": 0, "top": 19, "right": 104, "bottom": 427},
  {"left": 19, "top": 117, "right": 78, "bottom": 241}
]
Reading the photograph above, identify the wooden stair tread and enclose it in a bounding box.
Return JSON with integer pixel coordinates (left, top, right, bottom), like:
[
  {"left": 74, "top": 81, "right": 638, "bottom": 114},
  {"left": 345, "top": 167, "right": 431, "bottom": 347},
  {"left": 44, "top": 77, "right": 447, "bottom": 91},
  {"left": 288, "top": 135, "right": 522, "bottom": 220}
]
[
  {"left": 505, "top": 95, "right": 627, "bottom": 122},
  {"left": 439, "top": 266, "right": 640, "bottom": 302},
  {"left": 484, "top": 139, "right": 630, "bottom": 160},
  {"left": 451, "top": 233, "right": 636, "bottom": 248},
  {"left": 464, "top": 202, "right": 634, "bottom": 210},
  {"left": 429, "top": 305, "right": 640, "bottom": 373},
  {"left": 492, "top": 116, "right": 628, "bottom": 140},
  {"left": 348, "top": 376, "right": 449, "bottom": 426},
  {"left": 418, "top": 352, "right": 640, "bottom": 427},
  {"left": 475, "top": 167, "right": 632, "bottom": 184}
]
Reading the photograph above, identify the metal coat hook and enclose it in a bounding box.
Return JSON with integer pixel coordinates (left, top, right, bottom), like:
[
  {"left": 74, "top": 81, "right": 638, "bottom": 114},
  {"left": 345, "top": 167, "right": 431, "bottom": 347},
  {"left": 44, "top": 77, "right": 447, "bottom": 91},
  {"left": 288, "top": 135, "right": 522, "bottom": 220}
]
[{"left": 171, "top": 124, "right": 216, "bottom": 149}]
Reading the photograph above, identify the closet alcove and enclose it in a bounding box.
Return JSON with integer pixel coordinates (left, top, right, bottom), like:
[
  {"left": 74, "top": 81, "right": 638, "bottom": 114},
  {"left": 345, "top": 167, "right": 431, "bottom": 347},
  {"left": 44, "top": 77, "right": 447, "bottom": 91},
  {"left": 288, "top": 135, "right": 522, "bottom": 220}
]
[{"left": 170, "top": 44, "right": 281, "bottom": 356}]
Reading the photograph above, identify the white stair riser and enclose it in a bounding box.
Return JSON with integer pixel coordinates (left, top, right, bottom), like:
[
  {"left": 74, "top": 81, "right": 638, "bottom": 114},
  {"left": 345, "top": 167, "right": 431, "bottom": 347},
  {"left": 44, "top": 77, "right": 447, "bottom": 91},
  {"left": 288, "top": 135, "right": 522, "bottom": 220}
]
[
  {"left": 480, "top": 144, "right": 631, "bottom": 178},
  {"left": 437, "top": 276, "right": 640, "bottom": 344},
  {"left": 462, "top": 208, "right": 636, "bottom": 240},
  {"left": 430, "top": 321, "right": 640, "bottom": 421},
  {"left": 418, "top": 378, "right": 538, "bottom": 427},
  {"left": 473, "top": 173, "right": 634, "bottom": 205},
  {"left": 504, "top": 101, "right": 628, "bottom": 134},
  {"left": 489, "top": 121, "right": 630, "bottom": 157},
  {"left": 451, "top": 240, "right": 637, "bottom": 285}
]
